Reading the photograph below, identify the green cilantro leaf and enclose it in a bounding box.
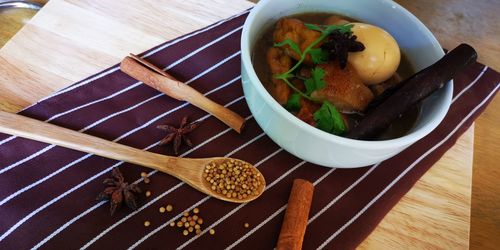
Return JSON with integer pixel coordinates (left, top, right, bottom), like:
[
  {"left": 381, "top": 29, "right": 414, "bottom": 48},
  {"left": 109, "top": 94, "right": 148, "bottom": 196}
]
[
  {"left": 309, "top": 48, "right": 329, "bottom": 64},
  {"left": 274, "top": 39, "right": 302, "bottom": 57},
  {"left": 274, "top": 23, "right": 354, "bottom": 102},
  {"left": 324, "top": 24, "right": 353, "bottom": 35},
  {"left": 284, "top": 93, "right": 302, "bottom": 111},
  {"left": 313, "top": 101, "right": 346, "bottom": 135},
  {"left": 305, "top": 23, "right": 354, "bottom": 36},
  {"left": 304, "top": 67, "right": 326, "bottom": 95},
  {"left": 304, "top": 23, "right": 323, "bottom": 32}
]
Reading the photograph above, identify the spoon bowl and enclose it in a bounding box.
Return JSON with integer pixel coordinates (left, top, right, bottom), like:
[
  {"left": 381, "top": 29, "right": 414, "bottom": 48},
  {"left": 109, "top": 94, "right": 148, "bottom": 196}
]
[
  {"left": 153, "top": 156, "right": 266, "bottom": 203},
  {"left": 0, "top": 110, "right": 266, "bottom": 203}
]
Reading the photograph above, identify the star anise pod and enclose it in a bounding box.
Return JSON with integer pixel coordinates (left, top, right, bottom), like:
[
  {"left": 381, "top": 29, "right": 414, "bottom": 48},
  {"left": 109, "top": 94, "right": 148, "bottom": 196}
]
[
  {"left": 96, "top": 167, "right": 141, "bottom": 215},
  {"left": 321, "top": 30, "right": 365, "bottom": 69},
  {"left": 157, "top": 116, "right": 200, "bottom": 155}
]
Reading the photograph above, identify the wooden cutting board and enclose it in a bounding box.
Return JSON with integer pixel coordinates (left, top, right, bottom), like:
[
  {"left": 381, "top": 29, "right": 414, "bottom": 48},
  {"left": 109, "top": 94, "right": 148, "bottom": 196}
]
[{"left": 0, "top": 0, "right": 471, "bottom": 248}]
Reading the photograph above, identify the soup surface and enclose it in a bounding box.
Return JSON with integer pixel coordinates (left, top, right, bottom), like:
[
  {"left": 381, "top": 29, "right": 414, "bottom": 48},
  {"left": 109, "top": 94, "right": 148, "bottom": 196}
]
[{"left": 252, "top": 13, "right": 419, "bottom": 140}]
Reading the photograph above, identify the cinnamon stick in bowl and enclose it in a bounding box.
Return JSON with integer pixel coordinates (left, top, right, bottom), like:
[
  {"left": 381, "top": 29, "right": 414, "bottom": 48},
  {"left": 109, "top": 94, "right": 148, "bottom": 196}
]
[
  {"left": 120, "top": 55, "right": 245, "bottom": 133},
  {"left": 347, "top": 44, "right": 477, "bottom": 140},
  {"left": 277, "top": 179, "right": 314, "bottom": 250}
]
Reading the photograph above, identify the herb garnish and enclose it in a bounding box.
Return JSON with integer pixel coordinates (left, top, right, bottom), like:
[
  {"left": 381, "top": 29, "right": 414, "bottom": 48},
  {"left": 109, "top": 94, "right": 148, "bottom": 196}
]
[
  {"left": 313, "top": 101, "right": 346, "bottom": 135},
  {"left": 273, "top": 23, "right": 353, "bottom": 135},
  {"left": 304, "top": 67, "right": 326, "bottom": 95},
  {"left": 284, "top": 93, "right": 302, "bottom": 111},
  {"left": 273, "top": 23, "right": 354, "bottom": 101}
]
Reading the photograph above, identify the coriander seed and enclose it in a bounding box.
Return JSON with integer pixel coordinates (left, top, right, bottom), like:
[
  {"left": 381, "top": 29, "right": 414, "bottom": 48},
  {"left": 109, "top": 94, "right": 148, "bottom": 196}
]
[
  {"left": 144, "top": 221, "right": 151, "bottom": 227},
  {"left": 196, "top": 229, "right": 202, "bottom": 235},
  {"left": 170, "top": 222, "right": 175, "bottom": 227},
  {"left": 145, "top": 191, "right": 151, "bottom": 197},
  {"left": 209, "top": 228, "right": 215, "bottom": 235},
  {"left": 183, "top": 230, "right": 189, "bottom": 236},
  {"left": 140, "top": 172, "right": 147, "bottom": 178},
  {"left": 144, "top": 177, "right": 150, "bottom": 184},
  {"left": 166, "top": 204, "right": 173, "bottom": 212},
  {"left": 193, "top": 207, "right": 199, "bottom": 214},
  {"left": 203, "top": 159, "right": 263, "bottom": 200},
  {"left": 159, "top": 207, "right": 166, "bottom": 213},
  {"left": 244, "top": 223, "right": 249, "bottom": 228}
]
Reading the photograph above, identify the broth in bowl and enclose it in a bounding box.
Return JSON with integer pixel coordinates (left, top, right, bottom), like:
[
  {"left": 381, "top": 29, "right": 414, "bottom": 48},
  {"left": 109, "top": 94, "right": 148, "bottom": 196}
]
[{"left": 252, "top": 13, "right": 419, "bottom": 140}]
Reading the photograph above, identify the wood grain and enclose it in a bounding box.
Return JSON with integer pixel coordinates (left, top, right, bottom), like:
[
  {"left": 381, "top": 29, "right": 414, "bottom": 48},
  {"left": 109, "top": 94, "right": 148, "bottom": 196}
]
[
  {"left": 0, "top": 0, "right": 498, "bottom": 248},
  {"left": 393, "top": 1, "right": 500, "bottom": 248},
  {"left": 470, "top": 97, "right": 500, "bottom": 250},
  {"left": 120, "top": 56, "right": 245, "bottom": 133},
  {"left": 0, "top": 0, "right": 254, "bottom": 112},
  {"left": 0, "top": 110, "right": 264, "bottom": 203}
]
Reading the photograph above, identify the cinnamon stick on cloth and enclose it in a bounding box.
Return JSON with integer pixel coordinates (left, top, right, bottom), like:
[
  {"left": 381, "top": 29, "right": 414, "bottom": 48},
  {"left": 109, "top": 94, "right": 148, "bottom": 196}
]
[
  {"left": 277, "top": 179, "right": 315, "bottom": 250},
  {"left": 120, "top": 56, "right": 246, "bottom": 133}
]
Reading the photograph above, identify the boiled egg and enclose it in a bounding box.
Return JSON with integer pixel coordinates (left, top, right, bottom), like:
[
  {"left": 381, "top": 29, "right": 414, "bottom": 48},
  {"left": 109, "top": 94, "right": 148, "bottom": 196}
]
[{"left": 347, "top": 23, "right": 400, "bottom": 85}]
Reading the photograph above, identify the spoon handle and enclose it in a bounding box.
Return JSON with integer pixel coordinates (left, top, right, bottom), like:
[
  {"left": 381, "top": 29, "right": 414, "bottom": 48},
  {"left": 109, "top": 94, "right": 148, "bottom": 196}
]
[{"left": 0, "top": 110, "right": 174, "bottom": 172}]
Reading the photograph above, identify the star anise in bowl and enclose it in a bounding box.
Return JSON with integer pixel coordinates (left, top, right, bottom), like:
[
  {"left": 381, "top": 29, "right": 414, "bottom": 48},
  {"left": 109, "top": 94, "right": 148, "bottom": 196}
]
[
  {"left": 96, "top": 167, "right": 141, "bottom": 215},
  {"left": 321, "top": 30, "right": 365, "bottom": 69}
]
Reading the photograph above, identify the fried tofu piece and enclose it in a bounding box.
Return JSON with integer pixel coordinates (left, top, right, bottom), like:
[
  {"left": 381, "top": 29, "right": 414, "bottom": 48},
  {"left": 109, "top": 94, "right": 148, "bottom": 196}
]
[
  {"left": 311, "top": 62, "right": 374, "bottom": 112},
  {"left": 273, "top": 18, "right": 321, "bottom": 64},
  {"left": 266, "top": 47, "right": 292, "bottom": 104}
]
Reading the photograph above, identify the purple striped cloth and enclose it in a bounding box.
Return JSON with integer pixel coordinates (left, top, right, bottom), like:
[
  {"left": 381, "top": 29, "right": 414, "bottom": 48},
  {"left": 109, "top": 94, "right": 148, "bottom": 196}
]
[{"left": 0, "top": 10, "right": 498, "bottom": 250}]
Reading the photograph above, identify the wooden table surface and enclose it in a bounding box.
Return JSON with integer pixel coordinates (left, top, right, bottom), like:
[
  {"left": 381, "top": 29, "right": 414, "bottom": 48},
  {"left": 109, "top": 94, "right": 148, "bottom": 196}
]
[
  {"left": 393, "top": 2, "right": 500, "bottom": 249},
  {"left": 0, "top": 0, "right": 498, "bottom": 249}
]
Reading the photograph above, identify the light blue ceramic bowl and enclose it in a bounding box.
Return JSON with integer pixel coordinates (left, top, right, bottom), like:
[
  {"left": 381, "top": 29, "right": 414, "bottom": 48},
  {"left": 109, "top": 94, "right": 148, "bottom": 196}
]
[{"left": 240, "top": 0, "right": 451, "bottom": 168}]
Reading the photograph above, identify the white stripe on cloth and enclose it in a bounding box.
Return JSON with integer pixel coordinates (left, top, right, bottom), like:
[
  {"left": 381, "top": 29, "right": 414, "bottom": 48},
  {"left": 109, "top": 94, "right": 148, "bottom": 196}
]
[
  {"left": 224, "top": 167, "right": 337, "bottom": 250},
  {"left": 182, "top": 161, "right": 323, "bottom": 249},
  {"left": 0, "top": 76, "right": 241, "bottom": 207},
  {"left": 76, "top": 42, "right": 242, "bottom": 134},
  {"left": 0, "top": 145, "right": 56, "bottom": 175},
  {"left": 0, "top": 57, "right": 241, "bottom": 206},
  {"left": 80, "top": 132, "right": 270, "bottom": 250},
  {"left": 0, "top": 20, "right": 243, "bottom": 153},
  {"left": 307, "top": 164, "right": 379, "bottom": 225},
  {"left": 0, "top": 47, "right": 241, "bottom": 176},
  {"left": 30, "top": 9, "right": 250, "bottom": 105},
  {"left": 452, "top": 66, "right": 488, "bottom": 103},
  {"left": 316, "top": 83, "right": 500, "bottom": 250},
  {"left": 129, "top": 154, "right": 301, "bottom": 250},
  {"left": 0, "top": 97, "right": 249, "bottom": 243},
  {"left": 202, "top": 68, "right": 495, "bottom": 249},
  {"left": 0, "top": 136, "right": 16, "bottom": 146},
  {"left": 30, "top": 112, "right": 253, "bottom": 249}
]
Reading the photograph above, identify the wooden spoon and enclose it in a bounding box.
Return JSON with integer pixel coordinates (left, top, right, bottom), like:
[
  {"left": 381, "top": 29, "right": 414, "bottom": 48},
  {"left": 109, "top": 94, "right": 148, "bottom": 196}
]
[{"left": 0, "top": 111, "right": 265, "bottom": 203}]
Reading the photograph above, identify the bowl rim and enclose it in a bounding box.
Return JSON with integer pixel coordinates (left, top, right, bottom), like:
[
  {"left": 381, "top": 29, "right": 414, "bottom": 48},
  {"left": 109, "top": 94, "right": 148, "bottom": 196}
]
[{"left": 240, "top": 0, "right": 451, "bottom": 150}]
